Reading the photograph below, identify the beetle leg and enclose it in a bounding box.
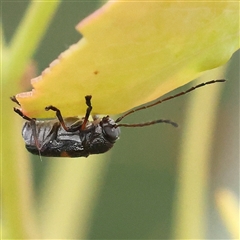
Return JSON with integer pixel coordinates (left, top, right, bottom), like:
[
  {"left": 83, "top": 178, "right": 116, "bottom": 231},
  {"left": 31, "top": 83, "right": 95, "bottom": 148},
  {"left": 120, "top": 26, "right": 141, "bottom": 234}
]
[
  {"left": 41, "top": 122, "right": 60, "bottom": 148},
  {"left": 80, "top": 95, "right": 92, "bottom": 130},
  {"left": 13, "top": 108, "right": 41, "bottom": 150},
  {"left": 13, "top": 107, "right": 34, "bottom": 121},
  {"left": 10, "top": 96, "right": 21, "bottom": 106},
  {"left": 45, "top": 95, "right": 93, "bottom": 132},
  {"left": 45, "top": 105, "right": 77, "bottom": 132}
]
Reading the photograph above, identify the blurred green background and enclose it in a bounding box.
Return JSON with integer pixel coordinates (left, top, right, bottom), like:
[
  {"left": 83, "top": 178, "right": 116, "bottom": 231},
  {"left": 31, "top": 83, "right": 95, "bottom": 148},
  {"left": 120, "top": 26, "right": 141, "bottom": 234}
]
[{"left": 2, "top": 1, "right": 239, "bottom": 239}]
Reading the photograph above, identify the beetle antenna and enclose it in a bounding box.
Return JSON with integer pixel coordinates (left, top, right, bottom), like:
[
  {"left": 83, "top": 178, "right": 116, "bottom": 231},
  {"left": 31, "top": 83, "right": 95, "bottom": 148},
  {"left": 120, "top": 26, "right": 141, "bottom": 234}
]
[
  {"left": 115, "top": 119, "right": 178, "bottom": 128},
  {"left": 115, "top": 79, "right": 226, "bottom": 123}
]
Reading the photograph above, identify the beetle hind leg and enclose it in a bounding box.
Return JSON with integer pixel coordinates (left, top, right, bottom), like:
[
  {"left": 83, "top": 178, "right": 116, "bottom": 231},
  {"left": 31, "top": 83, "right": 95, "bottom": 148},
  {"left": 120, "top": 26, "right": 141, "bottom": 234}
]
[
  {"left": 13, "top": 108, "right": 41, "bottom": 151},
  {"left": 13, "top": 107, "right": 35, "bottom": 121}
]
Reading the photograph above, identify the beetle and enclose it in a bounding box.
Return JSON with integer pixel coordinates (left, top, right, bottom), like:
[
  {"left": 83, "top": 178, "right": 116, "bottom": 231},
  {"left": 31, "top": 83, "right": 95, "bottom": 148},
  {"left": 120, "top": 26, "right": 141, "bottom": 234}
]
[{"left": 11, "top": 79, "right": 225, "bottom": 158}]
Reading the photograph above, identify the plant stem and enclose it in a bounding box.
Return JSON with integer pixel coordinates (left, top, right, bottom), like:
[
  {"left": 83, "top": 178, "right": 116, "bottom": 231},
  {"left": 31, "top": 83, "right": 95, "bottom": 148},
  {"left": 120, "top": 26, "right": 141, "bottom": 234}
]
[
  {"left": 215, "top": 189, "right": 239, "bottom": 239},
  {"left": 2, "top": 1, "right": 60, "bottom": 238},
  {"left": 172, "top": 66, "right": 227, "bottom": 239},
  {"left": 3, "top": 1, "right": 61, "bottom": 85}
]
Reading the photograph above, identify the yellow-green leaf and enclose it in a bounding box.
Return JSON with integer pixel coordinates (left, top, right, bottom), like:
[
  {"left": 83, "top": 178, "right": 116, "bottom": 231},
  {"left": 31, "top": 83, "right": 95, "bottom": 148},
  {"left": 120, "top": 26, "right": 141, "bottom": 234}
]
[{"left": 15, "top": 1, "right": 239, "bottom": 118}]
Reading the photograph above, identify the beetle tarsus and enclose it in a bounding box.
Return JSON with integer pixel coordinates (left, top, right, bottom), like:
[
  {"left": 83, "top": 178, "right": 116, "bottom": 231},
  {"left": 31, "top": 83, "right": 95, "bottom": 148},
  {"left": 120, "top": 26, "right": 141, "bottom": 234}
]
[{"left": 10, "top": 96, "right": 21, "bottom": 106}]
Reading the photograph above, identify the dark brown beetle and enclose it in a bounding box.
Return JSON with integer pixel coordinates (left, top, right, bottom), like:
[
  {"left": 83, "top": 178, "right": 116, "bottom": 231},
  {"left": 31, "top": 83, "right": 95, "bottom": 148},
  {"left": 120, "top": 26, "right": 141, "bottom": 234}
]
[{"left": 11, "top": 79, "right": 225, "bottom": 158}]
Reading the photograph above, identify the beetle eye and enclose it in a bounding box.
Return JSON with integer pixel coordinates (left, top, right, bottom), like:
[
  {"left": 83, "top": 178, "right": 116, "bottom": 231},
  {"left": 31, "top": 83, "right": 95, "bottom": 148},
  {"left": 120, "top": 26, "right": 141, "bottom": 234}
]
[
  {"left": 101, "top": 117, "right": 120, "bottom": 142},
  {"left": 104, "top": 125, "right": 120, "bottom": 141}
]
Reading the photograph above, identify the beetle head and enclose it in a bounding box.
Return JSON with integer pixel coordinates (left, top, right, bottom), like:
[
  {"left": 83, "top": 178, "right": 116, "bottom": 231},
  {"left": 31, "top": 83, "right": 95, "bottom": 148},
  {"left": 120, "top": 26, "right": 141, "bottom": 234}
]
[{"left": 101, "top": 116, "right": 121, "bottom": 142}]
